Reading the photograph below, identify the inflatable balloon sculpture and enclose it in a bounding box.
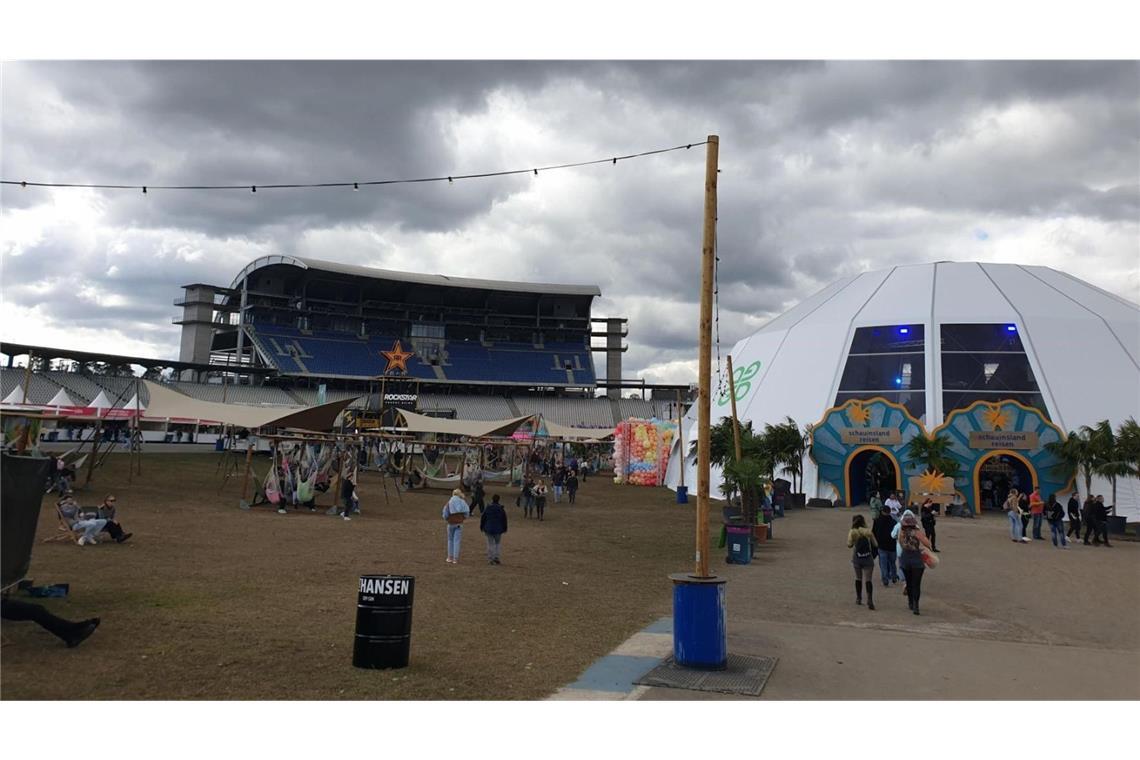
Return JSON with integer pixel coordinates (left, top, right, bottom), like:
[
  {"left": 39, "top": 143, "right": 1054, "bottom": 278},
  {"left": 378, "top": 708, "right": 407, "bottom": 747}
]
[{"left": 613, "top": 418, "right": 677, "bottom": 486}]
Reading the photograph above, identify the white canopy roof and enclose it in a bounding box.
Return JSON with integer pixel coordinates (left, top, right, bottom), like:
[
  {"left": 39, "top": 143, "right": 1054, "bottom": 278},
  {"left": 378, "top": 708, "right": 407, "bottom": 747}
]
[
  {"left": 47, "top": 388, "right": 77, "bottom": 407},
  {"left": 88, "top": 390, "right": 114, "bottom": 409},
  {"left": 2, "top": 386, "right": 29, "bottom": 405},
  {"left": 121, "top": 393, "right": 146, "bottom": 411},
  {"left": 542, "top": 419, "right": 615, "bottom": 441}
]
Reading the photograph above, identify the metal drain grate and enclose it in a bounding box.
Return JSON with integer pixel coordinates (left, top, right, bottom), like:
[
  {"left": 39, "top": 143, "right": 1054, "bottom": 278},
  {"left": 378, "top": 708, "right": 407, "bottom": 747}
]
[{"left": 635, "top": 653, "right": 778, "bottom": 696}]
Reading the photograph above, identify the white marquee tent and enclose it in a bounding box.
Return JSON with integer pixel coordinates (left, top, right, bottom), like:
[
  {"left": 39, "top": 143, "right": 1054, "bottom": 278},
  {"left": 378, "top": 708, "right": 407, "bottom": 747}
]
[{"left": 665, "top": 261, "right": 1140, "bottom": 518}]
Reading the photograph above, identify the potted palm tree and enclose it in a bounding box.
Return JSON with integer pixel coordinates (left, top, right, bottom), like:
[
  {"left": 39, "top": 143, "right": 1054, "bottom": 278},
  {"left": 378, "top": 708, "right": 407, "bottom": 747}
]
[
  {"left": 1046, "top": 427, "right": 1094, "bottom": 500},
  {"left": 1085, "top": 420, "right": 1135, "bottom": 532}
]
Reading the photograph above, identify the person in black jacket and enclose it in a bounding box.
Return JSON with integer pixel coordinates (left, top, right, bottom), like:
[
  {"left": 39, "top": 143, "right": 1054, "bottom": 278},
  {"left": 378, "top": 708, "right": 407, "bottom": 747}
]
[
  {"left": 1066, "top": 493, "right": 1082, "bottom": 539},
  {"left": 871, "top": 506, "right": 899, "bottom": 586},
  {"left": 566, "top": 470, "right": 579, "bottom": 504},
  {"left": 920, "top": 498, "right": 939, "bottom": 552},
  {"left": 480, "top": 494, "right": 508, "bottom": 564},
  {"left": 1082, "top": 496, "right": 1098, "bottom": 545},
  {"left": 1092, "top": 496, "right": 1112, "bottom": 547},
  {"left": 470, "top": 477, "right": 486, "bottom": 517},
  {"left": 1046, "top": 493, "right": 1068, "bottom": 548}
]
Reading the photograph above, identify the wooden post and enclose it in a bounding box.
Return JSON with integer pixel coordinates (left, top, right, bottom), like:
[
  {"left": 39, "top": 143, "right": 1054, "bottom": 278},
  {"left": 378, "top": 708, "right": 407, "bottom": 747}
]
[
  {"left": 694, "top": 134, "right": 719, "bottom": 579},
  {"left": 21, "top": 352, "right": 33, "bottom": 405},
  {"left": 726, "top": 354, "right": 743, "bottom": 464},
  {"left": 85, "top": 415, "right": 103, "bottom": 486},
  {"left": 240, "top": 440, "right": 253, "bottom": 501}
]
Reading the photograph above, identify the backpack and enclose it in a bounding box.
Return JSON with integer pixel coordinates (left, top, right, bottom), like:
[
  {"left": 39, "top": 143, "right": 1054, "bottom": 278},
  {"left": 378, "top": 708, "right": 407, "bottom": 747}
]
[
  {"left": 854, "top": 533, "right": 874, "bottom": 559},
  {"left": 899, "top": 526, "right": 921, "bottom": 552}
]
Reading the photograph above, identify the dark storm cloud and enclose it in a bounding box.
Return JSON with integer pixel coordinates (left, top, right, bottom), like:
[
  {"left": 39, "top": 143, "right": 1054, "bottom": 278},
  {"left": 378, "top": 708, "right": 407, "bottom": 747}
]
[{"left": 3, "top": 60, "right": 1138, "bottom": 382}]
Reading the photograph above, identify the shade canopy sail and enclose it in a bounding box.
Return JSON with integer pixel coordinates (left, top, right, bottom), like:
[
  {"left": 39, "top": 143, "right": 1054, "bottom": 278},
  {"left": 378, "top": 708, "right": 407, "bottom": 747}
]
[
  {"left": 141, "top": 380, "right": 356, "bottom": 430},
  {"left": 541, "top": 419, "right": 615, "bottom": 441},
  {"left": 395, "top": 409, "right": 533, "bottom": 438},
  {"left": 47, "top": 389, "right": 77, "bottom": 408},
  {"left": 88, "top": 390, "right": 114, "bottom": 409}
]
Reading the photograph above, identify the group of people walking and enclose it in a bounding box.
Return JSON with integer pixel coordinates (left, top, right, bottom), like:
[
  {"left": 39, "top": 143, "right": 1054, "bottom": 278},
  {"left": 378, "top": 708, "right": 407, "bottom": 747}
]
[
  {"left": 849, "top": 500, "right": 938, "bottom": 615},
  {"left": 441, "top": 464, "right": 586, "bottom": 564},
  {"left": 1003, "top": 487, "right": 1112, "bottom": 548}
]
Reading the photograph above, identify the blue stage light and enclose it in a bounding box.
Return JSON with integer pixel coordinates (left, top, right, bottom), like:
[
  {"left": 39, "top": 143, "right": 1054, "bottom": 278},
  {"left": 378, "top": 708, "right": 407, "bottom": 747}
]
[
  {"left": 895, "top": 377, "right": 902, "bottom": 386},
  {"left": 898, "top": 327, "right": 909, "bottom": 335},
  {"left": 1006, "top": 325, "right": 1017, "bottom": 332}
]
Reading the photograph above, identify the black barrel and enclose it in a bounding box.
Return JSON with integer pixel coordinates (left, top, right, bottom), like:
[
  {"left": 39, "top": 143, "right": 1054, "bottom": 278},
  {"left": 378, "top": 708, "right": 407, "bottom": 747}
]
[{"left": 353, "top": 574, "right": 414, "bottom": 669}]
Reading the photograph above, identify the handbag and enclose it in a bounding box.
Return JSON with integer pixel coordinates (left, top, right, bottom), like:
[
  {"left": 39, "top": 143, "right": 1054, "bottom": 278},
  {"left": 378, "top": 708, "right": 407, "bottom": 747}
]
[{"left": 921, "top": 547, "right": 939, "bottom": 569}]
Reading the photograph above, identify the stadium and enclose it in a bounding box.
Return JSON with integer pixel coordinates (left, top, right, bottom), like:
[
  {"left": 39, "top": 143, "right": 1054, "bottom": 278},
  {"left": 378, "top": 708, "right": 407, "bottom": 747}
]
[{"left": 1, "top": 255, "right": 685, "bottom": 440}]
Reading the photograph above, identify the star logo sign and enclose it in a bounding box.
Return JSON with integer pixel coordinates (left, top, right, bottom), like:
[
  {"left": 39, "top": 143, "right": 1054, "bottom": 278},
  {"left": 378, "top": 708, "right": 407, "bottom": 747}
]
[{"left": 381, "top": 340, "right": 414, "bottom": 374}]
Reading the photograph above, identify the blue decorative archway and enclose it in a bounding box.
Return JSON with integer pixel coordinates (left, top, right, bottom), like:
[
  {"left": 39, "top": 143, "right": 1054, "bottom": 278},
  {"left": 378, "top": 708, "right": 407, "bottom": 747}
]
[{"left": 810, "top": 397, "right": 926, "bottom": 506}]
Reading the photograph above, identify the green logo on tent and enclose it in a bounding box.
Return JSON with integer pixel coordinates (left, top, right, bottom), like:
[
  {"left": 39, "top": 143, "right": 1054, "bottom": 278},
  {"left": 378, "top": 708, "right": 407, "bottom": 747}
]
[{"left": 716, "top": 360, "right": 761, "bottom": 407}]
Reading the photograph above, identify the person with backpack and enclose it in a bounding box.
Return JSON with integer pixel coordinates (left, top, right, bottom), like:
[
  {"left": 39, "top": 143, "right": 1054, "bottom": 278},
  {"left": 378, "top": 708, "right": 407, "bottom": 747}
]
[
  {"left": 1045, "top": 493, "right": 1067, "bottom": 548},
  {"left": 470, "top": 476, "right": 486, "bottom": 517},
  {"left": 520, "top": 477, "right": 535, "bottom": 519},
  {"left": 895, "top": 510, "right": 933, "bottom": 615},
  {"left": 872, "top": 505, "right": 898, "bottom": 586},
  {"left": 1018, "top": 489, "right": 1031, "bottom": 540},
  {"left": 847, "top": 515, "right": 878, "bottom": 610},
  {"left": 479, "top": 494, "right": 508, "bottom": 564},
  {"left": 442, "top": 488, "right": 470, "bottom": 564}
]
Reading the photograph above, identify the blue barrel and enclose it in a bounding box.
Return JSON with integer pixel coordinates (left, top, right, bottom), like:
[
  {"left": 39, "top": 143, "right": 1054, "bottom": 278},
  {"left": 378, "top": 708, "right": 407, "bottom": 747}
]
[
  {"left": 676, "top": 485, "right": 689, "bottom": 504},
  {"left": 670, "top": 573, "right": 727, "bottom": 669}
]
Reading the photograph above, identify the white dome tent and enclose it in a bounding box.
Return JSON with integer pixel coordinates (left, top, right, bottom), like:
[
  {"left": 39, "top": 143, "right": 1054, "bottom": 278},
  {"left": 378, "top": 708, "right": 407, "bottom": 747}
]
[{"left": 665, "top": 261, "right": 1140, "bottom": 519}]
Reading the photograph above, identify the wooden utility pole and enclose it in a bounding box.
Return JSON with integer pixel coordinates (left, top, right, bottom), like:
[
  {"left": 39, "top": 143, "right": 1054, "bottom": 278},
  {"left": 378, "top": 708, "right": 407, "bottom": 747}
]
[
  {"left": 21, "top": 352, "right": 33, "bottom": 405},
  {"left": 726, "top": 354, "right": 743, "bottom": 463},
  {"left": 694, "top": 134, "right": 719, "bottom": 579}
]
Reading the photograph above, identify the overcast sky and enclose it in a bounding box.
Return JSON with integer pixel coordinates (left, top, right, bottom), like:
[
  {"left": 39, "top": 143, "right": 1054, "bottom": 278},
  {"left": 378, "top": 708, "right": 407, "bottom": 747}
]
[{"left": 2, "top": 60, "right": 1137, "bottom": 384}]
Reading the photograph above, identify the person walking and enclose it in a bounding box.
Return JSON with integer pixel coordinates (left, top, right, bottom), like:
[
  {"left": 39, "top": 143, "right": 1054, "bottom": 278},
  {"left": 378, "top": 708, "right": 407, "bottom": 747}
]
[
  {"left": 869, "top": 491, "right": 883, "bottom": 521},
  {"left": 1004, "top": 489, "right": 1026, "bottom": 543},
  {"left": 470, "top": 477, "right": 486, "bottom": 517},
  {"left": 520, "top": 477, "right": 535, "bottom": 519},
  {"left": 885, "top": 492, "right": 902, "bottom": 519},
  {"left": 1082, "top": 496, "right": 1097, "bottom": 545},
  {"left": 1066, "top": 492, "right": 1082, "bottom": 540},
  {"left": 551, "top": 466, "right": 565, "bottom": 503},
  {"left": 920, "top": 498, "right": 939, "bottom": 552},
  {"left": 847, "top": 514, "right": 878, "bottom": 610},
  {"left": 1018, "top": 489, "right": 1031, "bottom": 540},
  {"left": 442, "top": 488, "right": 470, "bottom": 564},
  {"left": 1093, "top": 496, "right": 1112, "bottom": 547},
  {"left": 1029, "top": 486, "right": 1045, "bottom": 540},
  {"left": 1046, "top": 493, "right": 1068, "bottom": 548},
  {"left": 534, "top": 479, "right": 549, "bottom": 521},
  {"left": 479, "top": 494, "right": 508, "bottom": 564},
  {"left": 566, "top": 470, "right": 579, "bottom": 505},
  {"left": 872, "top": 505, "right": 899, "bottom": 586},
  {"left": 897, "top": 511, "right": 933, "bottom": 615}
]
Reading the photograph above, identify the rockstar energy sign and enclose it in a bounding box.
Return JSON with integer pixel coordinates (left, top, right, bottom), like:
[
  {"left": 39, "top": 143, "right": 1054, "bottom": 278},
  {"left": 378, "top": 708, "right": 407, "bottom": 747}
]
[
  {"left": 839, "top": 428, "right": 902, "bottom": 446},
  {"left": 968, "top": 431, "right": 1038, "bottom": 450}
]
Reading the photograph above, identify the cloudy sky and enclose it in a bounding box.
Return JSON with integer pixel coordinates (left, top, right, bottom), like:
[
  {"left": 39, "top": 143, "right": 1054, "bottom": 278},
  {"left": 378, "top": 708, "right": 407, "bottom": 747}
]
[{"left": 2, "top": 60, "right": 1138, "bottom": 384}]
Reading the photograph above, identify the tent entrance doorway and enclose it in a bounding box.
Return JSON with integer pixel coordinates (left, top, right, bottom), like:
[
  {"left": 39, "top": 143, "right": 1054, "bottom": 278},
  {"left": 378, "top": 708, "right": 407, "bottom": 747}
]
[
  {"left": 977, "top": 453, "right": 1035, "bottom": 511},
  {"left": 847, "top": 447, "right": 899, "bottom": 507}
]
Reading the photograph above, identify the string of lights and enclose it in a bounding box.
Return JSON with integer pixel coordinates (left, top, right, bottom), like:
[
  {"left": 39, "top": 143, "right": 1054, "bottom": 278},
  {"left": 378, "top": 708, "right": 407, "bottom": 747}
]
[{"left": 1, "top": 140, "right": 710, "bottom": 194}]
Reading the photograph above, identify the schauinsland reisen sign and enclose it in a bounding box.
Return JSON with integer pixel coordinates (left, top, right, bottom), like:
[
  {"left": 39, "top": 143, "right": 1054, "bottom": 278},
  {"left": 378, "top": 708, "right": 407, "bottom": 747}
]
[
  {"left": 968, "top": 431, "right": 1039, "bottom": 450},
  {"left": 839, "top": 428, "right": 902, "bottom": 446}
]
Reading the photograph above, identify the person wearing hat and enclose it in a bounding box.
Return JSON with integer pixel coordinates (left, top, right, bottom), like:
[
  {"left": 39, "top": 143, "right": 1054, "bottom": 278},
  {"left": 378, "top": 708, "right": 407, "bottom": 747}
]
[
  {"left": 442, "top": 488, "right": 470, "bottom": 564},
  {"left": 894, "top": 510, "right": 933, "bottom": 615}
]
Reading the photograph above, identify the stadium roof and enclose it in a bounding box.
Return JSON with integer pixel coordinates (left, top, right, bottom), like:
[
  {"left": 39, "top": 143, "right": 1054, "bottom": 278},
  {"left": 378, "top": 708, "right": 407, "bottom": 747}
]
[{"left": 229, "top": 255, "right": 601, "bottom": 297}]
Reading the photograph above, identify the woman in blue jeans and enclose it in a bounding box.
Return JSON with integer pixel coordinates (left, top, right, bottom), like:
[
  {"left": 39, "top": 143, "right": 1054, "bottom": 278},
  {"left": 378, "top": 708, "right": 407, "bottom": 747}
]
[{"left": 442, "top": 489, "right": 470, "bottom": 564}]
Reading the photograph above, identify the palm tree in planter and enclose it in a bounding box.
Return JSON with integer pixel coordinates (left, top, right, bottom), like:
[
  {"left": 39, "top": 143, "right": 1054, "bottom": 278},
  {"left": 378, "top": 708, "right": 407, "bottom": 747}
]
[
  {"left": 1046, "top": 427, "right": 1097, "bottom": 505},
  {"left": 1116, "top": 417, "right": 1140, "bottom": 477},
  {"left": 720, "top": 457, "right": 768, "bottom": 526},
  {"left": 904, "top": 433, "right": 961, "bottom": 502}
]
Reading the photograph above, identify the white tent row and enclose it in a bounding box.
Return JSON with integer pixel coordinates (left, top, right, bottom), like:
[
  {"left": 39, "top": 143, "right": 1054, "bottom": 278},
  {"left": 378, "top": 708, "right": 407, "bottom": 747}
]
[
  {"left": 47, "top": 388, "right": 77, "bottom": 408},
  {"left": 2, "top": 385, "right": 31, "bottom": 406}
]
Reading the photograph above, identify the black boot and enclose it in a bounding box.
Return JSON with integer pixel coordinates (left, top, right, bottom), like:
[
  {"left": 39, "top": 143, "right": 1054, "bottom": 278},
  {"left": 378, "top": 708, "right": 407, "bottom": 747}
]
[
  {"left": 865, "top": 582, "right": 875, "bottom": 610},
  {"left": 855, "top": 580, "right": 862, "bottom": 605}
]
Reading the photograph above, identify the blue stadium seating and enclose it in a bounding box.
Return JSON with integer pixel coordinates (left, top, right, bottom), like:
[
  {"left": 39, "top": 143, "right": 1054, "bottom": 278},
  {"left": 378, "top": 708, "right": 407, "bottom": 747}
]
[{"left": 249, "top": 325, "right": 594, "bottom": 384}]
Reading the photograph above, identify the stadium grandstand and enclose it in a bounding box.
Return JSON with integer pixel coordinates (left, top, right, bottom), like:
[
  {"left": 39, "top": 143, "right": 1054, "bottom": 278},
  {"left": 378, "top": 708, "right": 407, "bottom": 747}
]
[{"left": 2, "top": 256, "right": 690, "bottom": 429}]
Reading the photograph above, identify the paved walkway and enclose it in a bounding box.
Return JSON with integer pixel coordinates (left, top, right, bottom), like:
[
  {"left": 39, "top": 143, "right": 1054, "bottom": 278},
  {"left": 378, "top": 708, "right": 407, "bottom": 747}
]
[{"left": 550, "top": 507, "right": 1140, "bottom": 700}]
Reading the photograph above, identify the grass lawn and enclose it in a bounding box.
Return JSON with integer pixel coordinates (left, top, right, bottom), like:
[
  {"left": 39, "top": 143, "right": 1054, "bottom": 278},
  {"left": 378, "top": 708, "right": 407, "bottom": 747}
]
[{"left": 2, "top": 453, "right": 698, "bottom": 699}]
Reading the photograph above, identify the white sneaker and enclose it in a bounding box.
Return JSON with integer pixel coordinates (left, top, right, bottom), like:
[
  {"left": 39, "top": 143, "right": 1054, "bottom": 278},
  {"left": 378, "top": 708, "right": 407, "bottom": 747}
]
[
  {"left": 277, "top": 508, "right": 287, "bottom": 514},
  {"left": 77, "top": 536, "right": 88, "bottom": 546},
  {"left": 343, "top": 515, "right": 351, "bottom": 521}
]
